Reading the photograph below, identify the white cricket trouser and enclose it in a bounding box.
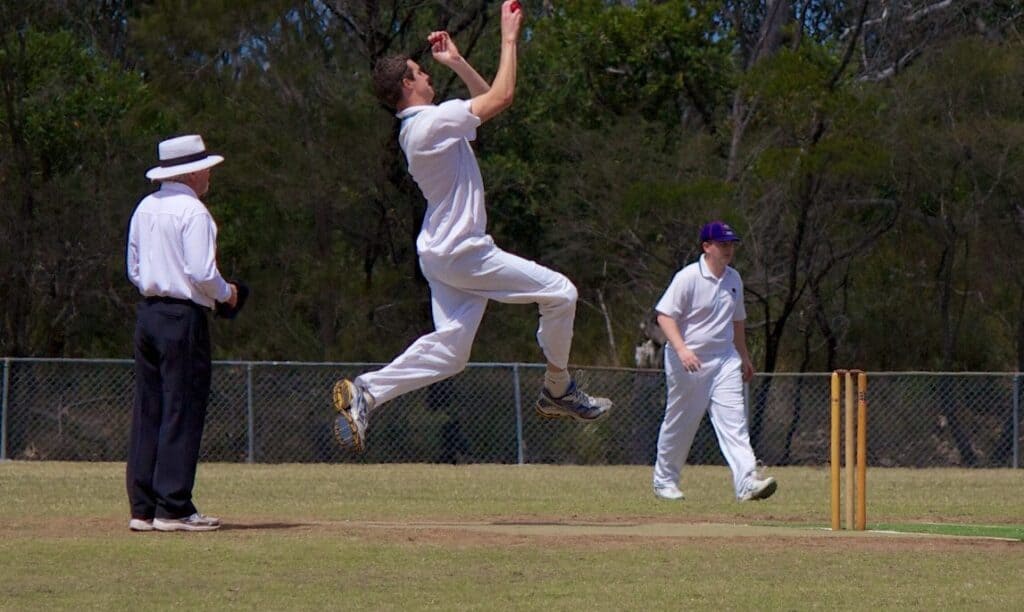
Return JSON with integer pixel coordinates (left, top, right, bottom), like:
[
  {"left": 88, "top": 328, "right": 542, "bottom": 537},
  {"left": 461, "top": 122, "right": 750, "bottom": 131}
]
[
  {"left": 652, "top": 348, "right": 758, "bottom": 497},
  {"left": 357, "top": 237, "right": 577, "bottom": 406}
]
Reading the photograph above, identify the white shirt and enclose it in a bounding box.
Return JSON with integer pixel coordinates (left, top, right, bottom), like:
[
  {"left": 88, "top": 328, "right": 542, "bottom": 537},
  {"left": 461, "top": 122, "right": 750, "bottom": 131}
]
[
  {"left": 126, "top": 182, "right": 231, "bottom": 309},
  {"left": 654, "top": 254, "right": 747, "bottom": 359},
  {"left": 396, "top": 99, "right": 486, "bottom": 257}
]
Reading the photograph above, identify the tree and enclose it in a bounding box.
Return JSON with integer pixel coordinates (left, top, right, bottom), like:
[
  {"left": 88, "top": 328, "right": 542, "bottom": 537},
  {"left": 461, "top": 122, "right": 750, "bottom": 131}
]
[
  {"left": 881, "top": 38, "right": 1024, "bottom": 464},
  {"left": 0, "top": 6, "right": 163, "bottom": 356}
]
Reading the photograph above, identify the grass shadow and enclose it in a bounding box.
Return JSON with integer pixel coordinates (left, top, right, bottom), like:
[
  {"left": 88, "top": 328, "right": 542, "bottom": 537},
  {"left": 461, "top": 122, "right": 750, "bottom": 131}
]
[{"left": 219, "top": 522, "right": 312, "bottom": 531}]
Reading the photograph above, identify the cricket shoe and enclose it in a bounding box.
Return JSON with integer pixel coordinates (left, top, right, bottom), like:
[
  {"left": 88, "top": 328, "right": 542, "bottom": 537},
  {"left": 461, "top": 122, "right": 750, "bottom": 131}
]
[
  {"left": 128, "top": 518, "right": 154, "bottom": 532},
  {"left": 738, "top": 474, "right": 778, "bottom": 501},
  {"left": 152, "top": 513, "right": 221, "bottom": 532},
  {"left": 333, "top": 379, "right": 371, "bottom": 453},
  {"left": 653, "top": 484, "right": 685, "bottom": 500},
  {"left": 535, "top": 380, "right": 612, "bottom": 422}
]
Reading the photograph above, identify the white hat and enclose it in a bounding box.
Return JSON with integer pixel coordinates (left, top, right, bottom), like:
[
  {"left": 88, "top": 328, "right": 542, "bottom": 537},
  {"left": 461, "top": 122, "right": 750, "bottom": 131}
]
[{"left": 146, "top": 134, "right": 224, "bottom": 180}]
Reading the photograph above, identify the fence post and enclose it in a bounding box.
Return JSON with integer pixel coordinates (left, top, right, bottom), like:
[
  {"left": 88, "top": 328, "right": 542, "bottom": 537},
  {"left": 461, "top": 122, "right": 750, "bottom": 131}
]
[
  {"left": 513, "top": 364, "right": 524, "bottom": 465},
  {"left": 1, "top": 358, "right": 8, "bottom": 461},
  {"left": 1014, "top": 373, "right": 1020, "bottom": 470},
  {"left": 246, "top": 363, "right": 255, "bottom": 464}
]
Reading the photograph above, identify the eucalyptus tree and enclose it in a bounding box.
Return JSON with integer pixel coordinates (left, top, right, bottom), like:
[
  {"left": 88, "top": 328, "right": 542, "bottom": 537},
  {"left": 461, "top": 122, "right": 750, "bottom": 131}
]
[
  {"left": 127, "top": 0, "right": 498, "bottom": 359},
  {"left": 0, "top": 0, "right": 161, "bottom": 356}
]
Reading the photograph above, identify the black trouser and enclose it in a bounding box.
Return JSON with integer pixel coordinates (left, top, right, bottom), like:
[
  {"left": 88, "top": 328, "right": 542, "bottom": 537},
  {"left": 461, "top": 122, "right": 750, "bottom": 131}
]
[{"left": 127, "top": 298, "right": 211, "bottom": 520}]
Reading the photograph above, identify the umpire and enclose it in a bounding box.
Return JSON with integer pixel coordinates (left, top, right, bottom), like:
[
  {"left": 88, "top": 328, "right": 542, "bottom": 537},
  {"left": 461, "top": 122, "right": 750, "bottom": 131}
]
[{"left": 125, "top": 135, "right": 237, "bottom": 532}]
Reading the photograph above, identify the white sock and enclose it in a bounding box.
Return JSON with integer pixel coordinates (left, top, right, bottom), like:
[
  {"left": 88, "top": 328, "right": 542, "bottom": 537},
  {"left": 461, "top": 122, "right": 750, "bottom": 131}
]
[{"left": 544, "top": 369, "right": 571, "bottom": 397}]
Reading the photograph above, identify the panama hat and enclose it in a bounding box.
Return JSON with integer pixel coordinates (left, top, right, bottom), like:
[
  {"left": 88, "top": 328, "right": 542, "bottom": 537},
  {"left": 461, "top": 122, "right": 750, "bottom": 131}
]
[{"left": 146, "top": 134, "right": 224, "bottom": 180}]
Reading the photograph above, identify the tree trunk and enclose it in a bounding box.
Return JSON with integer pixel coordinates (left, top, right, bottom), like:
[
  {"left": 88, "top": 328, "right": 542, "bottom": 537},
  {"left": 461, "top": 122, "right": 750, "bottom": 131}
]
[
  {"left": 0, "top": 23, "right": 36, "bottom": 356},
  {"left": 936, "top": 228, "right": 977, "bottom": 465}
]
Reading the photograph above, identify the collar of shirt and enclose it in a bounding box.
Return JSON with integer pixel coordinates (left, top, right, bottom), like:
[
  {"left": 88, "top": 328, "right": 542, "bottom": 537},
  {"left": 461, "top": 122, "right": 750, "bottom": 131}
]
[
  {"left": 396, "top": 105, "right": 433, "bottom": 121},
  {"left": 698, "top": 254, "right": 732, "bottom": 283},
  {"left": 158, "top": 181, "right": 198, "bottom": 198},
  {"left": 698, "top": 254, "right": 714, "bottom": 279}
]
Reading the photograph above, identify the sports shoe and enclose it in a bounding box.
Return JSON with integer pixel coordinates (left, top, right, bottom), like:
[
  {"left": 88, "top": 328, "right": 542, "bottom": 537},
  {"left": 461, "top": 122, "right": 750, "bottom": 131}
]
[
  {"left": 333, "top": 379, "right": 371, "bottom": 452},
  {"left": 128, "top": 518, "right": 154, "bottom": 532},
  {"left": 152, "top": 513, "right": 221, "bottom": 532},
  {"left": 738, "top": 475, "right": 778, "bottom": 501},
  {"left": 535, "top": 380, "right": 612, "bottom": 422},
  {"left": 653, "top": 484, "right": 685, "bottom": 500}
]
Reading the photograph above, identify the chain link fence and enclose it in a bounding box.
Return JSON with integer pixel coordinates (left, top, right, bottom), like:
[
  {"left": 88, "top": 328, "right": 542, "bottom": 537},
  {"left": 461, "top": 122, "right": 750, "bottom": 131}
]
[{"left": 1, "top": 359, "right": 1020, "bottom": 468}]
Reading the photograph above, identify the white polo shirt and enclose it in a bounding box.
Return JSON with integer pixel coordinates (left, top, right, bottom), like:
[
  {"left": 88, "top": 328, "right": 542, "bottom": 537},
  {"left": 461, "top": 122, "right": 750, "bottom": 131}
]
[
  {"left": 126, "top": 182, "right": 232, "bottom": 309},
  {"left": 654, "top": 254, "right": 747, "bottom": 359},
  {"left": 396, "top": 99, "right": 486, "bottom": 257}
]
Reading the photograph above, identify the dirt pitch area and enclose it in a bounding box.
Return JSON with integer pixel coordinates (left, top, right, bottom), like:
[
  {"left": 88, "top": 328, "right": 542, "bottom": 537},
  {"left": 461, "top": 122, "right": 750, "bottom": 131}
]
[
  {"left": 4, "top": 516, "right": 1018, "bottom": 553},
  {"left": 337, "top": 518, "right": 1021, "bottom": 550}
]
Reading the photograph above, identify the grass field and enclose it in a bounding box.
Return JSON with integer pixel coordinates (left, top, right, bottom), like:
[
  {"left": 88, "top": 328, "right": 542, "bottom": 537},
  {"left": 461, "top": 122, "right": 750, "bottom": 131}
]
[{"left": 1, "top": 462, "right": 1022, "bottom": 610}]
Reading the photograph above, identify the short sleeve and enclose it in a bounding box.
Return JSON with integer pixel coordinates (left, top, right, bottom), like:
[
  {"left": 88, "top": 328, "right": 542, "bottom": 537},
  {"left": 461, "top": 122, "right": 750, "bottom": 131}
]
[
  {"left": 420, "top": 99, "right": 481, "bottom": 146},
  {"left": 655, "top": 270, "right": 689, "bottom": 319},
  {"left": 733, "top": 275, "right": 747, "bottom": 321}
]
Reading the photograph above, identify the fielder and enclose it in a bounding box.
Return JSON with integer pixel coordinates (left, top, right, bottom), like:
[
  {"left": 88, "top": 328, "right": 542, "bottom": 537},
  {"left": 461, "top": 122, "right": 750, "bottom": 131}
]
[
  {"left": 331, "top": 1, "right": 612, "bottom": 452},
  {"left": 651, "top": 221, "right": 777, "bottom": 501}
]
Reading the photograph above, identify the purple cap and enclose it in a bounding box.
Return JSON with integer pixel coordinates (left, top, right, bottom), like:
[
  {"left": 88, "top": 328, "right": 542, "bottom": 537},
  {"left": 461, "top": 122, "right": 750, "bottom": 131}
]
[{"left": 700, "top": 221, "right": 741, "bottom": 242}]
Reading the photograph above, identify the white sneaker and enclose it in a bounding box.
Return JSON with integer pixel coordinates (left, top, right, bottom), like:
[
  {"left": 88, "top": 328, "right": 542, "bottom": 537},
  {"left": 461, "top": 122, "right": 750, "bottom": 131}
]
[
  {"left": 653, "top": 484, "right": 685, "bottom": 500},
  {"left": 739, "top": 476, "right": 778, "bottom": 501},
  {"left": 153, "top": 512, "right": 221, "bottom": 532},
  {"left": 128, "top": 518, "right": 154, "bottom": 532}
]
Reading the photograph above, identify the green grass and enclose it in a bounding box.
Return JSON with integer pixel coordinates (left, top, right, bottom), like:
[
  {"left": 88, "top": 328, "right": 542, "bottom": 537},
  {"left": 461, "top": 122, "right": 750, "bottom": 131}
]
[
  {"left": 1, "top": 462, "right": 1022, "bottom": 610},
  {"left": 871, "top": 522, "right": 1024, "bottom": 540}
]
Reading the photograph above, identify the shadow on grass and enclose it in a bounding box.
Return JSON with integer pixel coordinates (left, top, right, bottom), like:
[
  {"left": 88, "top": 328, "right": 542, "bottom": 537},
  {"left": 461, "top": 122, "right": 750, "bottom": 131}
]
[
  {"left": 491, "top": 520, "right": 640, "bottom": 527},
  {"left": 219, "top": 522, "right": 312, "bottom": 531}
]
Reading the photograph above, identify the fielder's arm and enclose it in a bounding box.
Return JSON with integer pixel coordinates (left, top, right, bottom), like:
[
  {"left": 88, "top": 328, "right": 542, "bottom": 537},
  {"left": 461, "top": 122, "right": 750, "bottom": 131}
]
[
  {"left": 733, "top": 320, "right": 755, "bottom": 382},
  {"left": 657, "top": 313, "right": 702, "bottom": 372}
]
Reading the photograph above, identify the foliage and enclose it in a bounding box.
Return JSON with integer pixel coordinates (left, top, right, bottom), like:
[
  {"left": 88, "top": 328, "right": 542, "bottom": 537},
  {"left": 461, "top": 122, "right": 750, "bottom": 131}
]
[
  {"left": 869, "top": 37, "right": 1024, "bottom": 370},
  {"left": 524, "top": 0, "right": 734, "bottom": 129},
  {"left": 2, "top": 0, "right": 1024, "bottom": 374},
  {"left": 0, "top": 22, "right": 165, "bottom": 356}
]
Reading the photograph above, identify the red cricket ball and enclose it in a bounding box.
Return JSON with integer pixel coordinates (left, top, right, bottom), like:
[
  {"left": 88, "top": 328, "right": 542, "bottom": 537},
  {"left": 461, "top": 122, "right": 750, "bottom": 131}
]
[{"left": 510, "top": 0, "right": 521, "bottom": 12}]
